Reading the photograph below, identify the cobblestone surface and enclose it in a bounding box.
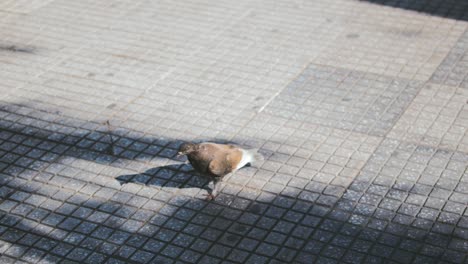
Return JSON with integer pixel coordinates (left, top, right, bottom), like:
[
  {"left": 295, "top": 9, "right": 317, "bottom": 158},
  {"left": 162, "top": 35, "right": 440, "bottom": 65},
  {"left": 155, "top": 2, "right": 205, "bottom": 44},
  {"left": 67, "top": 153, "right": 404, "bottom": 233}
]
[
  {"left": 262, "top": 64, "right": 422, "bottom": 136},
  {"left": 0, "top": 0, "right": 467, "bottom": 263},
  {"left": 389, "top": 83, "right": 468, "bottom": 153},
  {"left": 431, "top": 29, "right": 468, "bottom": 88},
  {"left": 313, "top": 3, "right": 466, "bottom": 81}
]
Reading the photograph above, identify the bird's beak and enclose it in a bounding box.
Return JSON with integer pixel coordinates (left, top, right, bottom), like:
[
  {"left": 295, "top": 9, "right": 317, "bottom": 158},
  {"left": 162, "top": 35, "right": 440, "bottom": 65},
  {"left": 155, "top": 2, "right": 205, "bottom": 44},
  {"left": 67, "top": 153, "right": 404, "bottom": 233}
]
[{"left": 176, "top": 152, "right": 184, "bottom": 158}]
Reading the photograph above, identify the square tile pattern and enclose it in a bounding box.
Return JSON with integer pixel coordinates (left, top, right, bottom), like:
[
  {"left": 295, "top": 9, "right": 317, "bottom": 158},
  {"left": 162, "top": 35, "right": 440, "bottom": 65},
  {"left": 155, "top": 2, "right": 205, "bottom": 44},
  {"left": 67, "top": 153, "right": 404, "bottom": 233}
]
[
  {"left": 431, "top": 29, "right": 468, "bottom": 88},
  {"left": 0, "top": 0, "right": 468, "bottom": 263},
  {"left": 0, "top": 112, "right": 467, "bottom": 263},
  {"left": 337, "top": 139, "right": 468, "bottom": 263},
  {"left": 0, "top": 0, "right": 55, "bottom": 14},
  {"left": 389, "top": 83, "right": 468, "bottom": 153},
  {"left": 263, "top": 64, "right": 422, "bottom": 136},
  {"left": 0, "top": 105, "right": 384, "bottom": 264},
  {"left": 313, "top": 0, "right": 467, "bottom": 81}
]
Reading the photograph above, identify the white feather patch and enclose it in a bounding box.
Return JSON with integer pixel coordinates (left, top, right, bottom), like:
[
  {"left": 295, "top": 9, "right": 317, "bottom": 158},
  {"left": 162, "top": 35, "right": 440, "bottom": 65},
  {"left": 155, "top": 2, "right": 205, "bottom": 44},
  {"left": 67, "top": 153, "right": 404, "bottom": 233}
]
[{"left": 235, "top": 149, "right": 252, "bottom": 170}]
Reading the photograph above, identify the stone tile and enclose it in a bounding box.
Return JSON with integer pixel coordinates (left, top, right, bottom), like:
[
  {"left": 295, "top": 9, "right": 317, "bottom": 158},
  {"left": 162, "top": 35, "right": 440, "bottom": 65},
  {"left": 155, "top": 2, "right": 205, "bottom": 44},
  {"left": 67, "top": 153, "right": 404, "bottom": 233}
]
[
  {"left": 431, "top": 28, "right": 468, "bottom": 88},
  {"left": 330, "top": 139, "right": 468, "bottom": 262},
  {"left": 313, "top": 2, "right": 467, "bottom": 81},
  {"left": 0, "top": 0, "right": 468, "bottom": 264},
  {"left": 389, "top": 83, "right": 468, "bottom": 153},
  {"left": 261, "top": 64, "right": 422, "bottom": 136}
]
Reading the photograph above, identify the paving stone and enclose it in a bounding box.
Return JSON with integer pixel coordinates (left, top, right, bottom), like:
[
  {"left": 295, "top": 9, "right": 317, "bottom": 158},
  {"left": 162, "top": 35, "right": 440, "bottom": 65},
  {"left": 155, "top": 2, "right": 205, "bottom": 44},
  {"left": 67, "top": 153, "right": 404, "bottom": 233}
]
[
  {"left": 327, "top": 139, "right": 468, "bottom": 262},
  {"left": 389, "top": 83, "right": 468, "bottom": 153},
  {"left": 1, "top": 1, "right": 468, "bottom": 264},
  {"left": 130, "top": 250, "right": 155, "bottom": 263},
  {"left": 66, "top": 248, "right": 92, "bottom": 261},
  {"left": 261, "top": 64, "right": 422, "bottom": 136},
  {"left": 315, "top": 2, "right": 466, "bottom": 81},
  {"left": 431, "top": 28, "right": 468, "bottom": 88},
  {"left": 84, "top": 252, "right": 106, "bottom": 264}
]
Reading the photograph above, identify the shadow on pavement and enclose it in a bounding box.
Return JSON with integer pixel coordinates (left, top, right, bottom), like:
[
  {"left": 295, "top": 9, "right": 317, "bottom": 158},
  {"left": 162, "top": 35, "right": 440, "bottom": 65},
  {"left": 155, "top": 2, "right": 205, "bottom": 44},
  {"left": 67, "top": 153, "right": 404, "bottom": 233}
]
[
  {"left": 0, "top": 102, "right": 466, "bottom": 263},
  {"left": 116, "top": 164, "right": 210, "bottom": 191},
  {"left": 360, "top": 0, "right": 468, "bottom": 21}
]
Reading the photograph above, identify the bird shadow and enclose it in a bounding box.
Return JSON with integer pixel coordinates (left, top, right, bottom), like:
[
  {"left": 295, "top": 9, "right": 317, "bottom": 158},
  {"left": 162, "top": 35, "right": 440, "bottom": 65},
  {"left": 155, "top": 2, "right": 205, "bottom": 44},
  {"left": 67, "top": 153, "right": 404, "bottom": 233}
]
[{"left": 115, "top": 163, "right": 211, "bottom": 191}]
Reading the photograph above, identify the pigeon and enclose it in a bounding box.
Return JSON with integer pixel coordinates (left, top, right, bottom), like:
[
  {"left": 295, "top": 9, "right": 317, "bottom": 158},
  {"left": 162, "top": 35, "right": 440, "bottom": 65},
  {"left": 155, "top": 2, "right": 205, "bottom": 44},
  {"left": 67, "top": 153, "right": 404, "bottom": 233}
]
[{"left": 178, "top": 142, "right": 263, "bottom": 200}]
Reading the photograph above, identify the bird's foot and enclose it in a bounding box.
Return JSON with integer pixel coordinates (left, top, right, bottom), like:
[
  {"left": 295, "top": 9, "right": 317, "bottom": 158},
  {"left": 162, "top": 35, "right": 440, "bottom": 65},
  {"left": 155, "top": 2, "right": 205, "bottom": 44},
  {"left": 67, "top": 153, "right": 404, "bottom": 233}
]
[{"left": 203, "top": 193, "right": 216, "bottom": 201}]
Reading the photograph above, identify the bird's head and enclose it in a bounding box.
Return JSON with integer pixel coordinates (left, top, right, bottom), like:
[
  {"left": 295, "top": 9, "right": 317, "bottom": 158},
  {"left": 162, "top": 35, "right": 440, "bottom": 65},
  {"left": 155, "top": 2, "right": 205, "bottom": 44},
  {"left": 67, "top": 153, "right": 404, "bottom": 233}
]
[{"left": 177, "top": 142, "right": 197, "bottom": 156}]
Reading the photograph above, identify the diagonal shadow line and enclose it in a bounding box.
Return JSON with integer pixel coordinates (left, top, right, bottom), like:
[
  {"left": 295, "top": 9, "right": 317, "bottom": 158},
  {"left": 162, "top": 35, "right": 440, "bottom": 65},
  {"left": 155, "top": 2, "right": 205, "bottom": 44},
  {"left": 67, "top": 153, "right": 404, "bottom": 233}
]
[
  {"left": 359, "top": 0, "right": 468, "bottom": 21},
  {"left": 115, "top": 164, "right": 210, "bottom": 191},
  {"left": 0, "top": 102, "right": 239, "bottom": 167},
  {"left": 0, "top": 102, "right": 466, "bottom": 263}
]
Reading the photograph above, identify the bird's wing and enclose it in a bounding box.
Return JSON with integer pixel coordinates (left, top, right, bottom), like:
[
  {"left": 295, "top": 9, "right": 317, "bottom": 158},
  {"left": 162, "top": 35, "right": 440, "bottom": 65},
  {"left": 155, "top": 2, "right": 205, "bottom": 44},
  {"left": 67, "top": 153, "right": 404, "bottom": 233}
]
[
  {"left": 208, "top": 149, "right": 243, "bottom": 176},
  {"left": 201, "top": 142, "right": 237, "bottom": 151},
  {"left": 208, "top": 158, "right": 227, "bottom": 177}
]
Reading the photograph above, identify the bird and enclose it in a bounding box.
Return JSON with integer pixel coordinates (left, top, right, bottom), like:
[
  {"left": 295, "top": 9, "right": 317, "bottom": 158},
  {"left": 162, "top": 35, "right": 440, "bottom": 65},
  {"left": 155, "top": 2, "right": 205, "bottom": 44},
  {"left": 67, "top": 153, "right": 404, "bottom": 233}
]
[{"left": 178, "top": 142, "right": 263, "bottom": 200}]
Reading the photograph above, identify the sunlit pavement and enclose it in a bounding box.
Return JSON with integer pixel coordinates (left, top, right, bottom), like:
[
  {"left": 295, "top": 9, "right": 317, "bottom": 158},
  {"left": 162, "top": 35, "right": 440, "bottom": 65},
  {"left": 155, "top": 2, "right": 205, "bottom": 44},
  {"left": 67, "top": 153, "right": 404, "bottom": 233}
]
[{"left": 0, "top": 0, "right": 467, "bottom": 263}]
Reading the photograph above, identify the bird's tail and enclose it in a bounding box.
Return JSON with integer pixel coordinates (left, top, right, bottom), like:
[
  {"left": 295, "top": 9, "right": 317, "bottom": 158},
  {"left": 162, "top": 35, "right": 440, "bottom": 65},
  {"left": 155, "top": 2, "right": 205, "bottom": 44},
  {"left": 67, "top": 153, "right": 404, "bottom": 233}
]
[
  {"left": 244, "top": 148, "right": 264, "bottom": 165},
  {"left": 236, "top": 148, "right": 264, "bottom": 170}
]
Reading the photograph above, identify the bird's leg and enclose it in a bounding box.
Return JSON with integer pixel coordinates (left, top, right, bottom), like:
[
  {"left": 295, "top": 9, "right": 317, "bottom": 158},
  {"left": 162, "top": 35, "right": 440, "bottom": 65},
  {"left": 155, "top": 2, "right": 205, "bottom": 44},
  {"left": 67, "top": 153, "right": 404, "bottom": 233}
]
[
  {"left": 211, "top": 178, "right": 221, "bottom": 197},
  {"left": 204, "top": 178, "right": 221, "bottom": 201}
]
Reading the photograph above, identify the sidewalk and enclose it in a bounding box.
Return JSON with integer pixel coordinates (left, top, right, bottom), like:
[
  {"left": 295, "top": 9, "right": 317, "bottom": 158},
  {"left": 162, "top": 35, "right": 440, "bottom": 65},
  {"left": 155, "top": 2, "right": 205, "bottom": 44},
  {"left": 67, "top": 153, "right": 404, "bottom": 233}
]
[{"left": 0, "top": 0, "right": 467, "bottom": 263}]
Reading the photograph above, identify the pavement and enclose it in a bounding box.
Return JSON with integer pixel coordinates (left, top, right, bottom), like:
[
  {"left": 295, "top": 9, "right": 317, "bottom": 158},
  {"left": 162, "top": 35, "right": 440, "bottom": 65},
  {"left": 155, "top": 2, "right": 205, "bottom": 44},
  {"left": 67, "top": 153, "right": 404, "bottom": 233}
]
[{"left": 0, "top": 0, "right": 467, "bottom": 263}]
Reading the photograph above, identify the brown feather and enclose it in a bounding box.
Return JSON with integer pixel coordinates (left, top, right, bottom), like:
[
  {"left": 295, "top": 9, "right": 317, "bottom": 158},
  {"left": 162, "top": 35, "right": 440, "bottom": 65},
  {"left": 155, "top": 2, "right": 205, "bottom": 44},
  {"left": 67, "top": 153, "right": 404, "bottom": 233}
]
[{"left": 185, "top": 143, "right": 242, "bottom": 178}]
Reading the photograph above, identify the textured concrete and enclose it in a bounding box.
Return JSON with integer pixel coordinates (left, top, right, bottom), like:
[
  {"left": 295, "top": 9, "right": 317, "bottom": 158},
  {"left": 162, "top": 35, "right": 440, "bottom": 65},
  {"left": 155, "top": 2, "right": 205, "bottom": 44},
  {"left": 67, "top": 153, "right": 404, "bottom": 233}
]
[{"left": 0, "top": 0, "right": 467, "bottom": 263}]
